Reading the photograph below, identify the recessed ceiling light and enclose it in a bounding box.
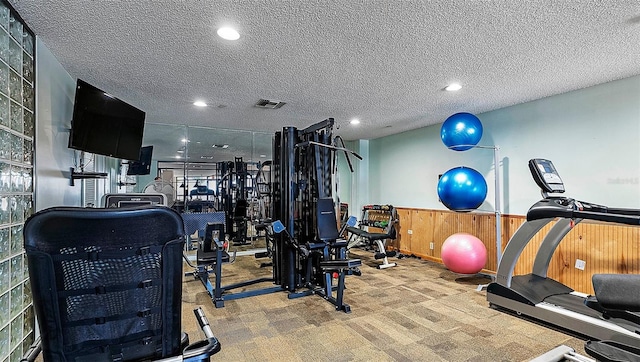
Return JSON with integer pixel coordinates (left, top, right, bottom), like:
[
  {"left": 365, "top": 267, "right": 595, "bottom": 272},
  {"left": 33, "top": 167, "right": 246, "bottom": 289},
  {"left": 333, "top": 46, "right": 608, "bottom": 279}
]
[
  {"left": 222, "top": 144, "right": 229, "bottom": 149},
  {"left": 217, "top": 27, "right": 240, "bottom": 41},
  {"left": 193, "top": 101, "right": 207, "bottom": 107},
  {"left": 445, "top": 83, "right": 462, "bottom": 91},
  {"left": 260, "top": 154, "right": 266, "bottom": 158},
  {"left": 181, "top": 138, "right": 189, "bottom": 143},
  {"left": 350, "top": 119, "right": 360, "bottom": 125}
]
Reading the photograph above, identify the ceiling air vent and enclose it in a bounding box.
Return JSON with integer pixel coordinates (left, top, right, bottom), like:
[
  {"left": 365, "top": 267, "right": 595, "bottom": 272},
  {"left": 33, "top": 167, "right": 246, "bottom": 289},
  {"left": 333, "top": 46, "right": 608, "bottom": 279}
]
[{"left": 255, "top": 99, "right": 286, "bottom": 109}]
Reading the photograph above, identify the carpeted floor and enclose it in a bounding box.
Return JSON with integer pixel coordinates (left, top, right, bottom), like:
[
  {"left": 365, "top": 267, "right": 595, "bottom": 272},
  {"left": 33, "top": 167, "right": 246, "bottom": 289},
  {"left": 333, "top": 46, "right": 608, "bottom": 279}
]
[{"left": 181, "top": 242, "right": 588, "bottom": 362}]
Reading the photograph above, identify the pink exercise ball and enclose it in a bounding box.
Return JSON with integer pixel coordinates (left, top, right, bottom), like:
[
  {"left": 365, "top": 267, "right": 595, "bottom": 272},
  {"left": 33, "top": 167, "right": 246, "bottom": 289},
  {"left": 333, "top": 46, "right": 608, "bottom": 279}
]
[{"left": 441, "top": 233, "right": 487, "bottom": 274}]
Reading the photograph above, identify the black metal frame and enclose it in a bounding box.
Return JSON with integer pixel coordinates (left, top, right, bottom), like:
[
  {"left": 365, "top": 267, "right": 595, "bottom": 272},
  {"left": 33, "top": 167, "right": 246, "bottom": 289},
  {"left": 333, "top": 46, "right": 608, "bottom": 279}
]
[
  {"left": 271, "top": 118, "right": 362, "bottom": 312},
  {"left": 216, "top": 157, "right": 250, "bottom": 245}
]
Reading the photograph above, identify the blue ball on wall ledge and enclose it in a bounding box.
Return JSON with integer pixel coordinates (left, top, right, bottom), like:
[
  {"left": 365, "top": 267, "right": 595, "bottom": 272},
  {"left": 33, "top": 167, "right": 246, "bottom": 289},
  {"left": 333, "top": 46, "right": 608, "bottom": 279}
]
[
  {"left": 440, "top": 112, "right": 483, "bottom": 151},
  {"left": 437, "top": 166, "right": 488, "bottom": 211}
]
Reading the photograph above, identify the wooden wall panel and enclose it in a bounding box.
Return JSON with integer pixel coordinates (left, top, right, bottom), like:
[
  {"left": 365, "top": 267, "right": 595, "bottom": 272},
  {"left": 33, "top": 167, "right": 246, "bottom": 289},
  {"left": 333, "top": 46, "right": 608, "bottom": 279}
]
[
  {"left": 555, "top": 222, "right": 640, "bottom": 294},
  {"left": 409, "top": 209, "right": 434, "bottom": 257},
  {"left": 395, "top": 208, "right": 412, "bottom": 252},
  {"left": 393, "top": 207, "right": 639, "bottom": 295}
]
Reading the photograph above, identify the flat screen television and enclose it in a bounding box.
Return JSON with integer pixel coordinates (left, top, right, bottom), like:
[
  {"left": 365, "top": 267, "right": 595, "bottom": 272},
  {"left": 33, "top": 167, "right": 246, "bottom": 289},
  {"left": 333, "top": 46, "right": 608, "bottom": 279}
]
[
  {"left": 126, "top": 145, "right": 153, "bottom": 175},
  {"left": 68, "top": 79, "right": 146, "bottom": 161}
]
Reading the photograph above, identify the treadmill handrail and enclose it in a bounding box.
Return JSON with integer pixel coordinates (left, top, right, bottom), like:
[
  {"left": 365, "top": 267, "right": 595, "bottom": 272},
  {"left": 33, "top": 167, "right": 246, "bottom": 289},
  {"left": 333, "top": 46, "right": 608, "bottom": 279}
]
[{"left": 526, "top": 199, "right": 640, "bottom": 226}]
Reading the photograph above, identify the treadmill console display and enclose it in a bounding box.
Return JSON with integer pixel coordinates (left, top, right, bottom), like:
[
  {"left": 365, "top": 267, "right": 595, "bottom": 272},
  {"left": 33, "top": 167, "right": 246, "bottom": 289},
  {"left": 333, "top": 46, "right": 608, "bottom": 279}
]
[
  {"left": 102, "top": 193, "right": 167, "bottom": 208},
  {"left": 528, "top": 158, "right": 565, "bottom": 193}
]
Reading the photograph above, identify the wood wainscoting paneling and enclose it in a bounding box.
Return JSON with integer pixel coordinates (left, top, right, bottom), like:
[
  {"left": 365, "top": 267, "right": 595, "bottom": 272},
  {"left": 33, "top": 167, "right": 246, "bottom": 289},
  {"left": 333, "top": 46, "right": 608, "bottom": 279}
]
[{"left": 394, "top": 207, "right": 640, "bottom": 295}]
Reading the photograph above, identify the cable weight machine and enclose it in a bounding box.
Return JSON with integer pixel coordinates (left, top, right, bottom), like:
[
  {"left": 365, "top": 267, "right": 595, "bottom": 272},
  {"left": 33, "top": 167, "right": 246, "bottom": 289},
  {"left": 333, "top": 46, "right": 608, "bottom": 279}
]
[
  {"left": 188, "top": 118, "right": 362, "bottom": 313},
  {"left": 271, "top": 118, "right": 362, "bottom": 312}
]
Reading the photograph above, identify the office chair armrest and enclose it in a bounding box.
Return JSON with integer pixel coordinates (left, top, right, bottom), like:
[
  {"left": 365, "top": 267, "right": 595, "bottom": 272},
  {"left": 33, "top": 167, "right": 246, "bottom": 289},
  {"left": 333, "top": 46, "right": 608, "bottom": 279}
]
[
  {"left": 20, "top": 330, "right": 221, "bottom": 362},
  {"left": 182, "top": 337, "right": 221, "bottom": 362},
  {"left": 19, "top": 337, "right": 41, "bottom": 362},
  {"left": 181, "top": 307, "right": 221, "bottom": 361}
]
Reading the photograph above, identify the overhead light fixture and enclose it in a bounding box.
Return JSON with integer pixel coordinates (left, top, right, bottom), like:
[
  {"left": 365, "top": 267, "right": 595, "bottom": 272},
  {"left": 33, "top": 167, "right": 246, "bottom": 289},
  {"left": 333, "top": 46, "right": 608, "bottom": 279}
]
[
  {"left": 445, "top": 83, "right": 462, "bottom": 91},
  {"left": 193, "top": 101, "right": 207, "bottom": 107},
  {"left": 350, "top": 119, "right": 360, "bottom": 125},
  {"left": 260, "top": 154, "right": 266, "bottom": 158},
  {"left": 217, "top": 27, "right": 240, "bottom": 41},
  {"left": 181, "top": 138, "right": 189, "bottom": 143},
  {"left": 222, "top": 144, "right": 229, "bottom": 149}
]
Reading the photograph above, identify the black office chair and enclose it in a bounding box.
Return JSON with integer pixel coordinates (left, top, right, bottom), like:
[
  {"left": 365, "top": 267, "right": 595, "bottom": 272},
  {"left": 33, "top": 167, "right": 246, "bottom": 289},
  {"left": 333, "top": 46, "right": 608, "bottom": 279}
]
[{"left": 24, "top": 206, "right": 221, "bottom": 361}]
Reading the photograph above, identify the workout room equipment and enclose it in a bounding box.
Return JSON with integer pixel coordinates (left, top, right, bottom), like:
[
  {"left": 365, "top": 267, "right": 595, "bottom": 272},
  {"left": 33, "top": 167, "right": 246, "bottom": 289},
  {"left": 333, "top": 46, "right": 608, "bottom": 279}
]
[
  {"left": 486, "top": 158, "right": 640, "bottom": 360},
  {"left": 216, "top": 157, "right": 252, "bottom": 245},
  {"left": 346, "top": 204, "right": 399, "bottom": 269},
  {"left": 23, "top": 206, "right": 221, "bottom": 361},
  {"left": 102, "top": 192, "right": 167, "bottom": 208},
  {"left": 183, "top": 118, "right": 363, "bottom": 312},
  {"left": 530, "top": 345, "right": 595, "bottom": 362},
  {"left": 532, "top": 342, "right": 640, "bottom": 362},
  {"left": 183, "top": 221, "right": 280, "bottom": 308},
  {"left": 271, "top": 118, "right": 363, "bottom": 312}
]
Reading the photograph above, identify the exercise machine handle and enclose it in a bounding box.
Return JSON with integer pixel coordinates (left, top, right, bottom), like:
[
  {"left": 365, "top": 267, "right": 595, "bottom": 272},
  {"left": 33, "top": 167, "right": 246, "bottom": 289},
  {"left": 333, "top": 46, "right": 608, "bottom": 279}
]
[{"left": 193, "top": 307, "right": 214, "bottom": 339}]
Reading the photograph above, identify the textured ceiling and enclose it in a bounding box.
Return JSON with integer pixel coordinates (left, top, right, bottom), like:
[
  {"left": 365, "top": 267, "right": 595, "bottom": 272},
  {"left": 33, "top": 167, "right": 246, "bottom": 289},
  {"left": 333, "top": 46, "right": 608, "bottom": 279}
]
[{"left": 10, "top": 0, "right": 640, "bottom": 161}]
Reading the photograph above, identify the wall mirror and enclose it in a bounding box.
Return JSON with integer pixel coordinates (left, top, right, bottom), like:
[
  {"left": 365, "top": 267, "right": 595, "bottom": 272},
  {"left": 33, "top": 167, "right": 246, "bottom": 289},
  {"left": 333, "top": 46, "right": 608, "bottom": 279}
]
[{"left": 121, "top": 123, "right": 273, "bottom": 212}]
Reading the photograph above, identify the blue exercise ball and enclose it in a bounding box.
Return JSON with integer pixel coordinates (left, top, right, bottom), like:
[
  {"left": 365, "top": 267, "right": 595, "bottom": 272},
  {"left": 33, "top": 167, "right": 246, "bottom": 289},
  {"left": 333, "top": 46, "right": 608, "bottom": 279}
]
[
  {"left": 437, "top": 167, "right": 487, "bottom": 211},
  {"left": 440, "top": 112, "right": 483, "bottom": 151}
]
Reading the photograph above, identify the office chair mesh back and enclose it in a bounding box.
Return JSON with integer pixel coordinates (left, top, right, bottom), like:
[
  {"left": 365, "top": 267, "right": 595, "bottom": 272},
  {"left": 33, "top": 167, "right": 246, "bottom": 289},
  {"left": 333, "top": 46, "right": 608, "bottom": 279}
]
[{"left": 24, "top": 206, "right": 185, "bottom": 361}]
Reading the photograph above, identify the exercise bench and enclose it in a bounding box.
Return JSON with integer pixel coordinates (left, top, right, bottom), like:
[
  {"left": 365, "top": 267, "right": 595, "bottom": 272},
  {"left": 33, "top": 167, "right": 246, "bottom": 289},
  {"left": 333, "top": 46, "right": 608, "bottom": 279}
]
[{"left": 346, "top": 204, "right": 399, "bottom": 269}]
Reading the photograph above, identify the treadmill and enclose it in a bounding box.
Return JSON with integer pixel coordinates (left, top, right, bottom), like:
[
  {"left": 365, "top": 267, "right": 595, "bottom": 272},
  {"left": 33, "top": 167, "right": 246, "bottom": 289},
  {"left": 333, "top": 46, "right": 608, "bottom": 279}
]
[{"left": 486, "top": 158, "right": 640, "bottom": 347}]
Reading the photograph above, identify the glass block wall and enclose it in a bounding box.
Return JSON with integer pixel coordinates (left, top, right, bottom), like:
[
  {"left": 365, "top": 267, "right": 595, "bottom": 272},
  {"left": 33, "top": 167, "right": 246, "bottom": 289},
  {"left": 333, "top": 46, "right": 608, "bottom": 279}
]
[{"left": 0, "top": 1, "right": 35, "bottom": 361}]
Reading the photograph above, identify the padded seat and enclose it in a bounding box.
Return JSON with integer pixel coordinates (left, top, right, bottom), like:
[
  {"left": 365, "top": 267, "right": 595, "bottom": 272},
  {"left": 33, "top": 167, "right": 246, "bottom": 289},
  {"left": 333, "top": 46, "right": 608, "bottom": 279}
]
[
  {"left": 346, "top": 226, "right": 394, "bottom": 241},
  {"left": 197, "top": 248, "right": 231, "bottom": 264},
  {"left": 584, "top": 274, "right": 640, "bottom": 325},
  {"left": 320, "top": 259, "right": 362, "bottom": 271},
  {"left": 585, "top": 340, "right": 640, "bottom": 362},
  {"left": 592, "top": 274, "right": 640, "bottom": 312}
]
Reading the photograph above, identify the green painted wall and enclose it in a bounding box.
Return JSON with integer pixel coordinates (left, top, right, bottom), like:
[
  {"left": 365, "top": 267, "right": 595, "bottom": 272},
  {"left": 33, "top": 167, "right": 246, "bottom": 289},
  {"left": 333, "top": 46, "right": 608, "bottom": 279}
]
[{"left": 367, "top": 75, "right": 640, "bottom": 215}]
